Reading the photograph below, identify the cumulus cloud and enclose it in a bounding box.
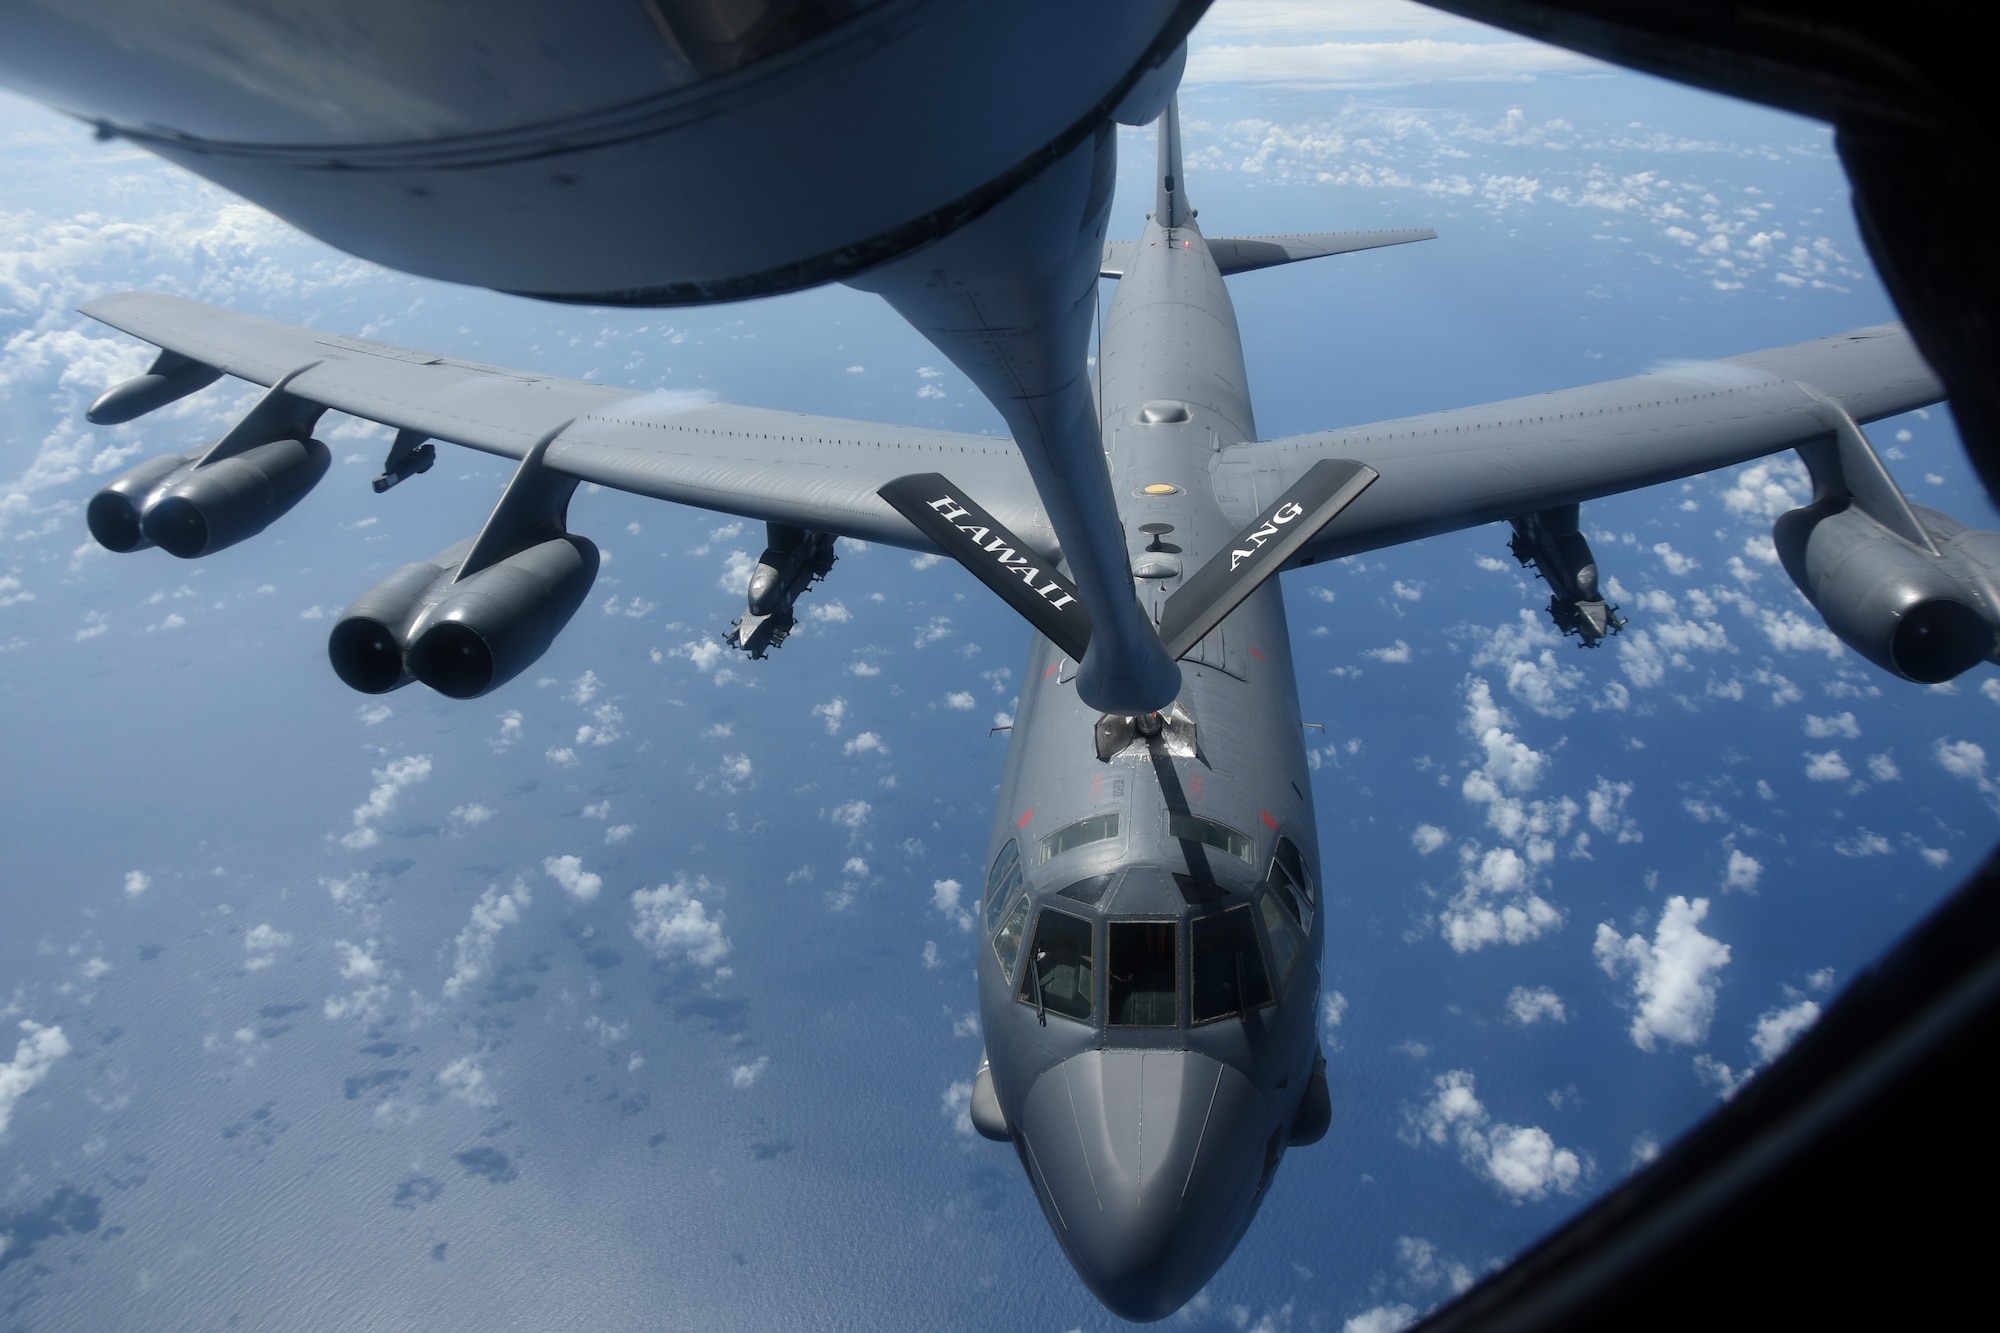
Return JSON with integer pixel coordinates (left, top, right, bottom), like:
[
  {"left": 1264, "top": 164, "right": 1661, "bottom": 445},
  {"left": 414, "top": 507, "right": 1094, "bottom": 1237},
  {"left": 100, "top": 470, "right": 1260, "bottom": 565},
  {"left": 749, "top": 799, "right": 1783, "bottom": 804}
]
[
  {"left": 842, "top": 731, "right": 887, "bottom": 756},
  {"left": 932, "top": 878, "right": 974, "bottom": 932},
  {"left": 324, "top": 939, "right": 390, "bottom": 1023},
  {"left": 1594, "top": 896, "right": 1731, "bottom": 1051},
  {"left": 813, "top": 697, "right": 849, "bottom": 735},
  {"left": 1723, "top": 848, "right": 1762, "bottom": 892},
  {"left": 941, "top": 1079, "right": 976, "bottom": 1138},
  {"left": 491, "top": 711, "right": 523, "bottom": 752},
  {"left": 827, "top": 799, "right": 872, "bottom": 831},
  {"left": 243, "top": 923, "right": 292, "bottom": 971},
  {"left": 1409, "top": 1070, "right": 1583, "bottom": 1201},
  {"left": 1586, "top": 778, "right": 1641, "bottom": 844},
  {"left": 1505, "top": 986, "right": 1566, "bottom": 1025},
  {"left": 437, "top": 1055, "right": 495, "bottom": 1109},
  {"left": 443, "top": 880, "right": 532, "bottom": 1001},
  {"left": 944, "top": 691, "right": 976, "bottom": 710},
  {"left": 123, "top": 870, "right": 150, "bottom": 898},
  {"left": 1803, "top": 711, "right": 1860, "bottom": 740},
  {"left": 340, "top": 754, "right": 432, "bottom": 850},
  {"left": 1343, "top": 1306, "right": 1419, "bottom": 1333},
  {"left": 451, "top": 803, "right": 493, "bottom": 828},
  {"left": 806, "top": 599, "right": 850, "bottom": 623},
  {"left": 1750, "top": 998, "right": 1821, "bottom": 1065},
  {"left": 1411, "top": 824, "right": 1449, "bottom": 855},
  {"left": 1441, "top": 680, "right": 1570, "bottom": 951},
  {"left": 1803, "top": 750, "right": 1851, "bottom": 782},
  {"left": 1366, "top": 639, "right": 1414, "bottom": 663},
  {"left": 543, "top": 854, "right": 603, "bottom": 903},
  {"left": 730, "top": 1056, "right": 769, "bottom": 1089},
  {"left": 630, "top": 875, "right": 731, "bottom": 968},
  {"left": 0, "top": 1020, "right": 71, "bottom": 1135},
  {"left": 1322, "top": 991, "right": 1349, "bottom": 1047}
]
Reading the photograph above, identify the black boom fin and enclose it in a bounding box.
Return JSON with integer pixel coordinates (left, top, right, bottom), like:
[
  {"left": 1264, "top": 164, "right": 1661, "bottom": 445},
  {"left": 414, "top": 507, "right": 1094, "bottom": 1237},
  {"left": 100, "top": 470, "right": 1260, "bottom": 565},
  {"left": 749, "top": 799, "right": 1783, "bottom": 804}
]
[
  {"left": 1157, "top": 458, "right": 1376, "bottom": 659},
  {"left": 879, "top": 473, "right": 1093, "bottom": 661}
]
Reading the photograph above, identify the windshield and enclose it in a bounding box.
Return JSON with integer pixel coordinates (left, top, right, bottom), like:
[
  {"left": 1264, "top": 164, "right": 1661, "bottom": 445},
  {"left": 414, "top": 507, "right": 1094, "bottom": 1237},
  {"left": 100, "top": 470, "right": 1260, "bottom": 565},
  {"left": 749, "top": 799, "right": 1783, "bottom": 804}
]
[
  {"left": 984, "top": 840, "right": 1022, "bottom": 933},
  {"left": 1108, "top": 921, "right": 1178, "bottom": 1026},
  {"left": 1190, "top": 904, "right": 1273, "bottom": 1024},
  {"left": 1018, "top": 908, "right": 1094, "bottom": 1022}
]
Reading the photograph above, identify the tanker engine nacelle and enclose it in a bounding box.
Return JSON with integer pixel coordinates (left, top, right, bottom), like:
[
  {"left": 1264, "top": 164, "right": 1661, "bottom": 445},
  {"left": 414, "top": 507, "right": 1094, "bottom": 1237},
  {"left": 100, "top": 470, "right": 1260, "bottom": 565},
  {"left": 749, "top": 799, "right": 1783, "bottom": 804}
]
[
  {"left": 328, "top": 534, "right": 600, "bottom": 700},
  {"left": 1776, "top": 498, "right": 2000, "bottom": 684}
]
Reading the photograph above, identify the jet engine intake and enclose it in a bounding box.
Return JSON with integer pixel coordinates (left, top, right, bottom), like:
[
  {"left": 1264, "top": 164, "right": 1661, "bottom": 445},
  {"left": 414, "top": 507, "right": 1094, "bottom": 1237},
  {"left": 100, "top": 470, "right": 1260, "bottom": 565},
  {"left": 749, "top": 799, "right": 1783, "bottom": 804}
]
[
  {"left": 1775, "top": 498, "right": 2000, "bottom": 684},
  {"left": 85, "top": 451, "right": 198, "bottom": 553},
  {"left": 141, "top": 437, "right": 332, "bottom": 559},
  {"left": 330, "top": 535, "right": 599, "bottom": 699}
]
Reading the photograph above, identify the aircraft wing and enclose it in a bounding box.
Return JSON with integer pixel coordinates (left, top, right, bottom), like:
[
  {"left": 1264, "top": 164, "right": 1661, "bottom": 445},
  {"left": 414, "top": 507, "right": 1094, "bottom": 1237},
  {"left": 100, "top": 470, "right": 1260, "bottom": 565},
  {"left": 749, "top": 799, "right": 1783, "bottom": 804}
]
[
  {"left": 77, "top": 291, "right": 1050, "bottom": 556},
  {"left": 1233, "top": 323, "right": 1945, "bottom": 564}
]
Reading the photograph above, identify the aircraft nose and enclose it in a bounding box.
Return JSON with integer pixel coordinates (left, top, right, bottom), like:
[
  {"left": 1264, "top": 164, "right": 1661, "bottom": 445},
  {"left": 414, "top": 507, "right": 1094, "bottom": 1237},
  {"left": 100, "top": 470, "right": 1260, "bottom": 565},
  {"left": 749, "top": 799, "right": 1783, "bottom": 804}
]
[{"left": 1015, "top": 1049, "right": 1271, "bottom": 1321}]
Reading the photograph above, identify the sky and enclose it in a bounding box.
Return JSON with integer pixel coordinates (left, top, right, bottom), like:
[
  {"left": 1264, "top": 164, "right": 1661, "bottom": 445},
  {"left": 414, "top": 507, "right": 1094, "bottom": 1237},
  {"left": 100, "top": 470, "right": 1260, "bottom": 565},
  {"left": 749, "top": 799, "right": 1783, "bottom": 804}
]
[{"left": 2, "top": 2, "right": 1997, "bottom": 1330}]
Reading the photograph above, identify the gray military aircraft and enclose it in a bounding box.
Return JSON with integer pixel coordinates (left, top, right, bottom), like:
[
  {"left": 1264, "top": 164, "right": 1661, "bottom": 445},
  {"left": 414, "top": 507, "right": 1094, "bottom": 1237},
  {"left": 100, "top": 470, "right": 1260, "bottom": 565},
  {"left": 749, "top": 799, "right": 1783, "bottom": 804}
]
[{"left": 65, "top": 94, "right": 1996, "bottom": 1317}]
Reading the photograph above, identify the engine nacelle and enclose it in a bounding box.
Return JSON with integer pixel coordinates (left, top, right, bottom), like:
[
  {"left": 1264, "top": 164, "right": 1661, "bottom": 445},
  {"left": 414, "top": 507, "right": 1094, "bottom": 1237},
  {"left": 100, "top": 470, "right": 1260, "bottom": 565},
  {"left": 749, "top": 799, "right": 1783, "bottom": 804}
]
[
  {"left": 329, "top": 535, "right": 599, "bottom": 699},
  {"left": 86, "top": 437, "right": 331, "bottom": 558},
  {"left": 1775, "top": 498, "right": 2000, "bottom": 683},
  {"left": 84, "top": 451, "right": 198, "bottom": 553}
]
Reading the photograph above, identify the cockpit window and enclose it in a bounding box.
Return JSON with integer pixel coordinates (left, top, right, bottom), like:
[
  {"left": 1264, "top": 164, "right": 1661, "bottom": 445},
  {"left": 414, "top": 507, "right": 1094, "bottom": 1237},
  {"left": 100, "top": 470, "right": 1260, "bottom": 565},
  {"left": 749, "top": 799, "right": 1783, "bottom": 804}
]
[
  {"left": 1107, "top": 921, "right": 1178, "bottom": 1026},
  {"left": 1017, "top": 908, "right": 1094, "bottom": 1022},
  {"left": 1190, "top": 904, "right": 1273, "bottom": 1024},
  {"left": 1274, "top": 836, "right": 1314, "bottom": 905},
  {"left": 1266, "top": 857, "right": 1306, "bottom": 929},
  {"left": 1040, "top": 812, "right": 1120, "bottom": 863},
  {"left": 983, "top": 840, "right": 1022, "bottom": 934},
  {"left": 1258, "top": 893, "right": 1303, "bottom": 986},
  {"left": 991, "top": 895, "right": 1031, "bottom": 982},
  {"left": 1169, "top": 813, "right": 1255, "bottom": 864}
]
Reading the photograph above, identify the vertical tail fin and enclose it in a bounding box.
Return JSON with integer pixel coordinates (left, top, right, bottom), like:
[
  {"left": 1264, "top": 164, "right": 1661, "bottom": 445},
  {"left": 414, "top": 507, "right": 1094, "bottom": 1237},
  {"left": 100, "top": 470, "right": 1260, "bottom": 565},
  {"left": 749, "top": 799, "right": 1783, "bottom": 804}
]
[{"left": 1156, "top": 99, "right": 1190, "bottom": 229}]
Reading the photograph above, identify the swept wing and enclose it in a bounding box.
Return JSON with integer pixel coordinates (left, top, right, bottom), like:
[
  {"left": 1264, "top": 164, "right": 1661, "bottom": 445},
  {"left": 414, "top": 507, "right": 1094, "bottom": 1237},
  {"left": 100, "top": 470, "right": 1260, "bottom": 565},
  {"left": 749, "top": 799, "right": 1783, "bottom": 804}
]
[
  {"left": 79, "top": 291, "right": 1051, "bottom": 558},
  {"left": 1224, "top": 323, "right": 1945, "bottom": 564}
]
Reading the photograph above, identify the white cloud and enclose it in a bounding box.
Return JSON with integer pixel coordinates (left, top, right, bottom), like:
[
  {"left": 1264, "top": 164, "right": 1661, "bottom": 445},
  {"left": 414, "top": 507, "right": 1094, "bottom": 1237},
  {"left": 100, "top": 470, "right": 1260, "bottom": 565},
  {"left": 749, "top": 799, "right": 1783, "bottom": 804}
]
[
  {"left": 1721, "top": 457, "right": 1810, "bottom": 520},
  {"left": 437, "top": 1055, "right": 495, "bottom": 1108},
  {"left": 1366, "top": 639, "right": 1413, "bottom": 663},
  {"left": 730, "top": 1056, "right": 769, "bottom": 1090},
  {"left": 1803, "top": 750, "right": 1850, "bottom": 782},
  {"left": 944, "top": 691, "right": 976, "bottom": 710},
  {"left": 122, "top": 870, "right": 150, "bottom": 898},
  {"left": 1188, "top": 36, "right": 1605, "bottom": 88},
  {"left": 1322, "top": 990, "right": 1349, "bottom": 1047},
  {"left": 543, "top": 854, "right": 603, "bottom": 903},
  {"left": 606, "top": 823, "right": 635, "bottom": 844},
  {"left": 1594, "top": 896, "right": 1731, "bottom": 1051},
  {"left": 1651, "top": 542, "right": 1698, "bottom": 576},
  {"left": 1411, "top": 824, "right": 1449, "bottom": 855},
  {"left": 243, "top": 923, "right": 292, "bottom": 971},
  {"left": 827, "top": 799, "right": 872, "bottom": 830},
  {"left": 340, "top": 753, "right": 432, "bottom": 850},
  {"left": 356, "top": 703, "right": 392, "bottom": 726},
  {"left": 324, "top": 939, "right": 390, "bottom": 1023},
  {"left": 1865, "top": 752, "right": 1901, "bottom": 782},
  {"left": 932, "top": 878, "right": 974, "bottom": 932},
  {"left": 1392, "top": 580, "right": 1424, "bottom": 601},
  {"left": 0, "top": 1020, "right": 71, "bottom": 1135},
  {"left": 1410, "top": 1070, "right": 1582, "bottom": 1201},
  {"left": 843, "top": 731, "right": 887, "bottom": 756},
  {"left": 1750, "top": 998, "right": 1820, "bottom": 1065},
  {"left": 1586, "top": 778, "right": 1641, "bottom": 844},
  {"left": 942, "top": 1078, "right": 976, "bottom": 1138},
  {"left": 914, "top": 616, "right": 953, "bottom": 647},
  {"left": 1505, "top": 986, "right": 1566, "bottom": 1025},
  {"left": 1723, "top": 849, "right": 1762, "bottom": 892},
  {"left": 1803, "top": 711, "right": 1860, "bottom": 740},
  {"left": 450, "top": 803, "right": 493, "bottom": 827},
  {"left": 491, "top": 710, "right": 523, "bottom": 752},
  {"left": 443, "top": 880, "right": 532, "bottom": 1001},
  {"left": 676, "top": 639, "right": 725, "bottom": 673},
  {"left": 630, "top": 875, "right": 731, "bottom": 968},
  {"left": 813, "top": 697, "right": 849, "bottom": 735},
  {"left": 1343, "top": 1306, "right": 1419, "bottom": 1333},
  {"left": 806, "top": 600, "right": 851, "bottom": 624},
  {"left": 717, "top": 549, "right": 756, "bottom": 595}
]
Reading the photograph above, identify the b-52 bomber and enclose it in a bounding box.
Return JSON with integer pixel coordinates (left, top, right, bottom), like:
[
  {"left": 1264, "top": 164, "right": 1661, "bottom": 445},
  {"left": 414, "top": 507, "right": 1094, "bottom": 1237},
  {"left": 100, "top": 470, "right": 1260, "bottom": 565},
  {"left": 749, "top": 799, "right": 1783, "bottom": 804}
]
[{"left": 66, "top": 98, "right": 1994, "bottom": 1319}]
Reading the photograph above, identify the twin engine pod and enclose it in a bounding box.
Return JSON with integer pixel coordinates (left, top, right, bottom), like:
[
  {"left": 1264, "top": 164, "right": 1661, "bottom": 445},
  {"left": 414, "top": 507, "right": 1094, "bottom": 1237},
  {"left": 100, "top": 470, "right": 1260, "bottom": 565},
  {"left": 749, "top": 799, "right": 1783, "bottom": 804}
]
[
  {"left": 328, "top": 534, "right": 600, "bottom": 700},
  {"left": 86, "top": 437, "right": 332, "bottom": 558},
  {"left": 1777, "top": 498, "right": 2000, "bottom": 684}
]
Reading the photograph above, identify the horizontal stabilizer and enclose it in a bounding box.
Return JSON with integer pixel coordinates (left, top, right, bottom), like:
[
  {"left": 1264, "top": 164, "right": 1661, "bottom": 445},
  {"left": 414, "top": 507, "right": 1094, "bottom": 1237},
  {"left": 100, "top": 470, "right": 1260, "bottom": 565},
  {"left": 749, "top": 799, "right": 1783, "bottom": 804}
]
[
  {"left": 1158, "top": 458, "right": 1377, "bottom": 659},
  {"left": 1101, "top": 229, "right": 1435, "bottom": 278},
  {"left": 879, "top": 473, "right": 1093, "bottom": 660}
]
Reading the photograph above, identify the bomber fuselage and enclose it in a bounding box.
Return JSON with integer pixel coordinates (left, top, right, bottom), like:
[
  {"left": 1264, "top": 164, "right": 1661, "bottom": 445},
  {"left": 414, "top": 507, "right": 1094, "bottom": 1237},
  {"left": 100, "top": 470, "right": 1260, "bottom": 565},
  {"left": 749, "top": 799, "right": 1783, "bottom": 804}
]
[{"left": 975, "top": 207, "right": 1327, "bottom": 1321}]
